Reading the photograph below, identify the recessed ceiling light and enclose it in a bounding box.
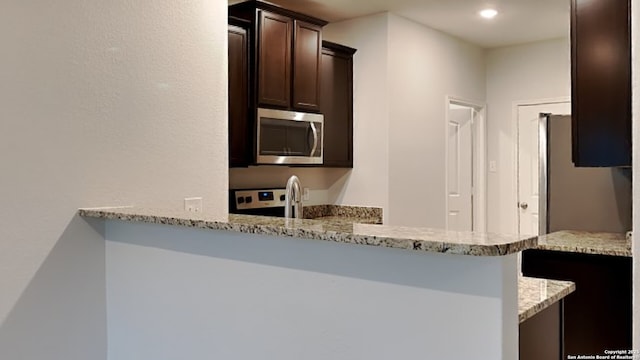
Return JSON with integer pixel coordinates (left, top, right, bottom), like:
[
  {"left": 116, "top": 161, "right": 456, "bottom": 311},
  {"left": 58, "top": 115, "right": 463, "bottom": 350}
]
[{"left": 479, "top": 8, "right": 498, "bottom": 19}]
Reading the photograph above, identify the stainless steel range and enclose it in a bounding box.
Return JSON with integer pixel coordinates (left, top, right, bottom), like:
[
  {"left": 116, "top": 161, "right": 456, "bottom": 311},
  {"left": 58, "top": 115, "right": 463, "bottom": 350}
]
[{"left": 229, "top": 188, "right": 287, "bottom": 217}]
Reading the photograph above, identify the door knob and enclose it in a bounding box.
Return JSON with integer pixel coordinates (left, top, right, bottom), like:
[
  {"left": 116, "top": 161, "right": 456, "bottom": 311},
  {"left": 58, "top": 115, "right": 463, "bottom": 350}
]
[{"left": 519, "top": 202, "right": 528, "bottom": 210}]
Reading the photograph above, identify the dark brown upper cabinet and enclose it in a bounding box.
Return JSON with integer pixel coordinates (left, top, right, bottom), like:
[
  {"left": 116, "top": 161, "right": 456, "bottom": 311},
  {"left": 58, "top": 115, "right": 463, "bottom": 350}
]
[
  {"left": 293, "top": 20, "right": 322, "bottom": 112},
  {"left": 571, "top": 0, "right": 631, "bottom": 167},
  {"left": 257, "top": 11, "right": 292, "bottom": 108},
  {"left": 320, "top": 41, "right": 356, "bottom": 168},
  {"left": 229, "top": 0, "right": 327, "bottom": 113},
  {"left": 228, "top": 18, "right": 252, "bottom": 167}
]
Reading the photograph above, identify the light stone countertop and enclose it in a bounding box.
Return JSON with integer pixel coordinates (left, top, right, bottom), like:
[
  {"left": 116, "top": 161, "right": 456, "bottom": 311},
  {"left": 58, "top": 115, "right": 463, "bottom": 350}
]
[
  {"left": 535, "top": 230, "right": 631, "bottom": 257},
  {"left": 518, "top": 276, "right": 575, "bottom": 323},
  {"left": 303, "top": 205, "right": 382, "bottom": 224},
  {"left": 78, "top": 207, "right": 538, "bottom": 256},
  {"left": 310, "top": 216, "right": 382, "bottom": 225}
]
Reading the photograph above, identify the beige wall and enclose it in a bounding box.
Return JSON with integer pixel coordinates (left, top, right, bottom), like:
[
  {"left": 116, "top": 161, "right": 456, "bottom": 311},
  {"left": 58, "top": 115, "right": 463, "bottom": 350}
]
[
  {"left": 631, "top": 0, "right": 639, "bottom": 350},
  {"left": 387, "top": 13, "right": 485, "bottom": 228},
  {"left": 317, "top": 13, "right": 393, "bottom": 220},
  {"left": 0, "top": 0, "right": 229, "bottom": 358},
  {"left": 485, "top": 38, "right": 571, "bottom": 234},
  {"left": 313, "top": 13, "right": 486, "bottom": 227}
]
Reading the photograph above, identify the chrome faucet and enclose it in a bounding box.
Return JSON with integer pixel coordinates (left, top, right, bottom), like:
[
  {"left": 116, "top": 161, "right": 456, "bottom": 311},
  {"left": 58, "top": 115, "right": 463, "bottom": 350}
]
[{"left": 285, "top": 175, "right": 303, "bottom": 219}]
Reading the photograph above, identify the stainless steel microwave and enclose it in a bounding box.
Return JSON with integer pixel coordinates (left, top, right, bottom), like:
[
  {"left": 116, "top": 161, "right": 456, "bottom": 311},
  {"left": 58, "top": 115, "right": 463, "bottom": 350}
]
[{"left": 256, "top": 108, "right": 324, "bottom": 165}]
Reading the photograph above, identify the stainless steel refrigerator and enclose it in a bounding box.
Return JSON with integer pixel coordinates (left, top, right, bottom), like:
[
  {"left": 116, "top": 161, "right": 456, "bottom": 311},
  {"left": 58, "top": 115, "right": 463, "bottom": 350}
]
[{"left": 546, "top": 115, "right": 631, "bottom": 233}]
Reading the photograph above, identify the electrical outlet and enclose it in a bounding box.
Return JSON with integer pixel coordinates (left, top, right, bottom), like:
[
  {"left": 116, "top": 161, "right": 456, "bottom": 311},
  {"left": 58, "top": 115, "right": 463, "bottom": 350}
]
[
  {"left": 489, "top": 160, "right": 497, "bottom": 173},
  {"left": 184, "top": 197, "right": 203, "bottom": 213},
  {"left": 303, "top": 188, "right": 310, "bottom": 201}
]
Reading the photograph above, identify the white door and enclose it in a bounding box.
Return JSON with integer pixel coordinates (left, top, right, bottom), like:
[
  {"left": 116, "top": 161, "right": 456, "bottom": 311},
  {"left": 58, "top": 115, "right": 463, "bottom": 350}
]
[
  {"left": 447, "top": 106, "right": 474, "bottom": 231},
  {"left": 517, "top": 106, "right": 542, "bottom": 236},
  {"left": 517, "top": 102, "right": 570, "bottom": 236}
]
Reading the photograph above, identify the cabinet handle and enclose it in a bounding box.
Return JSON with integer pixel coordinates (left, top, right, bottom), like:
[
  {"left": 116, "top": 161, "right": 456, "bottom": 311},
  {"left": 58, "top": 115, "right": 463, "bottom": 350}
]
[{"left": 519, "top": 202, "right": 528, "bottom": 210}]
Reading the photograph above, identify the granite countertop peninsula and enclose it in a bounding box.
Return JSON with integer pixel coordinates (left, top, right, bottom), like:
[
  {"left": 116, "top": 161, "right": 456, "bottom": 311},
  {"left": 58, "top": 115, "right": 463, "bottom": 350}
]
[
  {"left": 78, "top": 207, "right": 538, "bottom": 256},
  {"left": 535, "top": 230, "right": 631, "bottom": 257},
  {"left": 518, "top": 277, "right": 575, "bottom": 323}
]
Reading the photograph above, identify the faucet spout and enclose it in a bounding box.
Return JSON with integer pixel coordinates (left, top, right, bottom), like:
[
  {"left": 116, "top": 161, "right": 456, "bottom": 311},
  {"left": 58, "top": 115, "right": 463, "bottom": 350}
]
[{"left": 285, "top": 175, "right": 303, "bottom": 219}]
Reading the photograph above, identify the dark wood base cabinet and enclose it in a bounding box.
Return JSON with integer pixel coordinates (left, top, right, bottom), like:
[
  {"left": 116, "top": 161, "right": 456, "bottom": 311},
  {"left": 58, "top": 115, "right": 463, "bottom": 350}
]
[
  {"left": 320, "top": 41, "right": 356, "bottom": 168},
  {"left": 520, "top": 302, "right": 563, "bottom": 360},
  {"left": 522, "top": 250, "right": 632, "bottom": 357}
]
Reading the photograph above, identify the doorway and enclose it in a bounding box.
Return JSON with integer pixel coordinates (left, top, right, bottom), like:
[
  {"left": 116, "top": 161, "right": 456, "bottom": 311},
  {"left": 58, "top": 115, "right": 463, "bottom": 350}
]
[
  {"left": 445, "top": 97, "right": 486, "bottom": 232},
  {"left": 515, "top": 99, "right": 571, "bottom": 236}
]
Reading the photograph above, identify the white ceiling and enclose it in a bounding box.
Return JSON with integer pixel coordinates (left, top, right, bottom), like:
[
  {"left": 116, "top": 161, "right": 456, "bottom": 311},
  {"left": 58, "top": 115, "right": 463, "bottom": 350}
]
[{"left": 230, "top": 0, "right": 570, "bottom": 48}]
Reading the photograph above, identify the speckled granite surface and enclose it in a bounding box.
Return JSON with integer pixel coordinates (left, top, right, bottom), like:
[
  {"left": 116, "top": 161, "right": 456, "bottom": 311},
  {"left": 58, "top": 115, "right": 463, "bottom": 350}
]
[
  {"left": 303, "top": 205, "right": 383, "bottom": 224},
  {"left": 519, "top": 277, "right": 575, "bottom": 323},
  {"left": 311, "top": 216, "right": 381, "bottom": 225},
  {"left": 78, "top": 207, "right": 538, "bottom": 256},
  {"left": 536, "top": 230, "right": 631, "bottom": 257}
]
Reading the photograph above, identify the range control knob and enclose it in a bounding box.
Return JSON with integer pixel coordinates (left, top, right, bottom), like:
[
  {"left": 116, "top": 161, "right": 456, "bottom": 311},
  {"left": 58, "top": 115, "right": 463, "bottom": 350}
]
[
  {"left": 280, "top": 194, "right": 286, "bottom": 201},
  {"left": 245, "top": 196, "right": 252, "bottom": 204}
]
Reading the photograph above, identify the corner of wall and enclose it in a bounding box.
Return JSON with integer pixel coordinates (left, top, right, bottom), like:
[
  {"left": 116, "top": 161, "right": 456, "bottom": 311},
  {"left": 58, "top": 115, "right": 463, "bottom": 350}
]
[
  {"left": 630, "top": 0, "right": 640, "bottom": 350},
  {"left": 322, "top": 12, "right": 392, "bottom": 216},
  {"left": 0, "top": 216, "right": 107, "bottom": 360}
]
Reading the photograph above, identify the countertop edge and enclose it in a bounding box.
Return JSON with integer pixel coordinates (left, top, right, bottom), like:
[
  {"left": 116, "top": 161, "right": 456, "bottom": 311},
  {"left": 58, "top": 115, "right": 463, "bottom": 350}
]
[
  {"left": 78, "top": 208, "right": 538, "bottom": 257},
  {"left": 535, "top": 230, "right": 632, "bottom": 258},
  {"left": 534, "top": 244, "right": 632, "bottom": 258},
  {"left": 518, "top": 277, "right": 576, "bottom": 323}
]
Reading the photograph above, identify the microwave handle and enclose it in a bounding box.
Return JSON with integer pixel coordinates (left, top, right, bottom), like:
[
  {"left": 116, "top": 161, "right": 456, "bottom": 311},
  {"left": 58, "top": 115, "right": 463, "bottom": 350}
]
[{"left": 310, "top": 122, "right": 318, "bottom": 157}]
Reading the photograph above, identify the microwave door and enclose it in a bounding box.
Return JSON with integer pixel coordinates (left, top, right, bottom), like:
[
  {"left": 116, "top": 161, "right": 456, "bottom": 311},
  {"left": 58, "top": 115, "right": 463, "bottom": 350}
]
[
  {"left": 284, "top": 121, "right": 313, "bottom": 156},
  {"left": 259, "top": 120, "right": 288, "bottom": 156},
  {"left": 259, "top": 119, "right": 313, "bottom": 157},
  {"left": 256, "top": 109, "right": 323, "bottom": 164}
]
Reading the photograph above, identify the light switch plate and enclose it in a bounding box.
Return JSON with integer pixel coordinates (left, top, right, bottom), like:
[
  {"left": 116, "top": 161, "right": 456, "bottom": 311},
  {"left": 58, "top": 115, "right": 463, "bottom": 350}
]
[
  {"left": 489, "top": 160, "right": 497, "bottom": 173},
  {"left": 303, "top": 188, "right": 310, "bottom": 201},
  {"left": 184, "top": 197, "right": 203, "bottom": 212}
]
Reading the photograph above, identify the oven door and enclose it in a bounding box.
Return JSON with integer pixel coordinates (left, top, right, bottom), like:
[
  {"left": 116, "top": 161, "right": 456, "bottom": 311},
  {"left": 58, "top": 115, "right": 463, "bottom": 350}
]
[{"left": 256, "top": 108, "right": 323, "bottom": 165}]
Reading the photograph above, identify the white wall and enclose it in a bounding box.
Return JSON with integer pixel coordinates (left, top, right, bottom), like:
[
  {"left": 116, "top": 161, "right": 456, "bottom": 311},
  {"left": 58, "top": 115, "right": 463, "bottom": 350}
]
[
  {"left": 485, "top": 38, "right": 571, "bottom": 234},
  {"left": 323, "top": 13, "right": 485, "bottom": 227},
  {"left": 387, "top": 14, "right": 485, "bottom": 228},
  {"left": 632, "top": 0, "right": 639, "bottom": 350},
  {"left": 323, "top": 14, "right": 391, "bottom": 222},
  {"left": 0, "top": 1, "right": 228, "bottom": 359},
  {"left": 106, "top": 220, "right": 518, "bottom": 360}
]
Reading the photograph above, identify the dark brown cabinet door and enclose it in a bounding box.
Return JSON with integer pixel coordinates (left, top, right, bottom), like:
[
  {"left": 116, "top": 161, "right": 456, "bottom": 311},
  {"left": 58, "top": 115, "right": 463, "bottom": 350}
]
[
  {"left": 571, "top": 0, "right": 631, "bottom": 167},
  {"left": 293, "top": 20, "right": 322, "bottom": 112},
  {"left": 522, "top": 250, "right": 632, "bottom": 357},
  {"left": 320, "top": 42, "right": 356, "bottom": 168},
  {"left": 228, "top": 23, "right": 251, "bottom": 167},
  {"left": 257, "top": 10, "right": 292, "bottom": 108}
]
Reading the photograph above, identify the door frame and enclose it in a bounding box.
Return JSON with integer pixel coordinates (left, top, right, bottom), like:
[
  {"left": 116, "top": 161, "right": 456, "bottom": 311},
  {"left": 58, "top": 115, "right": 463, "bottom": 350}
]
[
  {"left": 445, "top": 96, "right": 487, "bottom": 232},
  {"left": 513, "top": 97, "right": 571, "bottom": 236}
]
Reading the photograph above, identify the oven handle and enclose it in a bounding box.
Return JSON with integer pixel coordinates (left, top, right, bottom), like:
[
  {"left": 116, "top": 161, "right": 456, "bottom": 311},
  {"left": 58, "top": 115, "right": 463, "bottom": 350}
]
[{"left": 310, "top": 122, "right": 318, "bottom": 157}]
